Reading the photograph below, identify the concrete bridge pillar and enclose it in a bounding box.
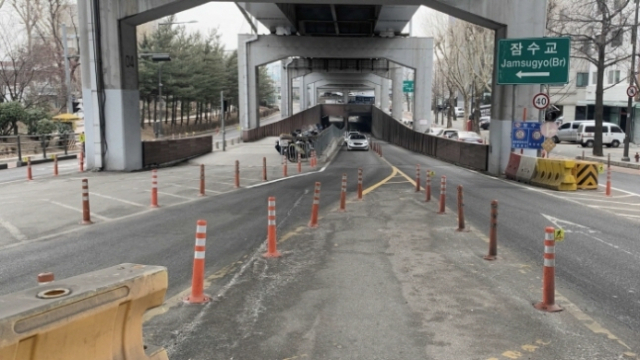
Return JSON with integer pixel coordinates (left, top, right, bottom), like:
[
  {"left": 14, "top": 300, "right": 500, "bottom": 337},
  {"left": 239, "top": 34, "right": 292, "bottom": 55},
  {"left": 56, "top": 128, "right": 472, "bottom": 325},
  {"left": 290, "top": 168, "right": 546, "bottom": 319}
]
[
  {"left": 391, "top": 65, "right": 403, "bottom": 121},
  {"left": 78, "top": 0, "right": 141, "bottom": 171},
  {"left": 381, "top": 78, "right": 390, "bottom": 113},
  {"left": 310, "top": 83, "right": 317, "bottom": 107}
]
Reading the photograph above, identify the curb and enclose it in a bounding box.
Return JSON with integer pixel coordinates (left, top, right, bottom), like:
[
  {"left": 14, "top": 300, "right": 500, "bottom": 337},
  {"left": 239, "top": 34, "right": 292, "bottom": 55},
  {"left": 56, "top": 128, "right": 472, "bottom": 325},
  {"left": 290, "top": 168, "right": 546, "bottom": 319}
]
[
  {"left": 1, "top": 154, "right": 78, "bottom": 169},
  {"left": 575, "top": 156, "right": 640, "bottom": 170}
]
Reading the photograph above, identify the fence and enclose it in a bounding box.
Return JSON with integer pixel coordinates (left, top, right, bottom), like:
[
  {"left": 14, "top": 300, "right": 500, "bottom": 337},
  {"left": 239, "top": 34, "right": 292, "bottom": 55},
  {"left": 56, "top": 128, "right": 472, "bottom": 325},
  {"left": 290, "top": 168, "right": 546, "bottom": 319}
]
[
  {"left": 0, "top": 133, "right": 79, "bottom": 165},
  {"left": 243, "top": 106, "right": 323, "bottom": 142},
  {"left": 371, "top": 107, "right": 489, "bottom": 171},
  {"left": 142, "top": 135, "right": 213, "bottom": 168},
  {"left": 313, "top": 124, "right": 343, "bottom": 157}
]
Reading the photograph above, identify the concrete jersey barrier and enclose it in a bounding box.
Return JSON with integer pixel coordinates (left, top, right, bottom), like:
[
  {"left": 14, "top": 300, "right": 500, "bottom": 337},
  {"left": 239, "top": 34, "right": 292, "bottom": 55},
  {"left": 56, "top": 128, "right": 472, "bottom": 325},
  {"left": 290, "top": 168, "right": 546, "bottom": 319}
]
[
  {"left": 515, "top": 155, "right": 537, "bottom": 184},
  {"left": 0, "top": 263, "right": 168, "bottom": 360}
]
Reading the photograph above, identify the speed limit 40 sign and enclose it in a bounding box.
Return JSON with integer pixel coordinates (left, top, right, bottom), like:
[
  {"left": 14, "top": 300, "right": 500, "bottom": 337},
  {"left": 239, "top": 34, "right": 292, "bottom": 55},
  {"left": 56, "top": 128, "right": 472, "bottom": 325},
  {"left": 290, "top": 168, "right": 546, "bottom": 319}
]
[{"left": 533, "top": 93, "right": 550, "bottom": 110}]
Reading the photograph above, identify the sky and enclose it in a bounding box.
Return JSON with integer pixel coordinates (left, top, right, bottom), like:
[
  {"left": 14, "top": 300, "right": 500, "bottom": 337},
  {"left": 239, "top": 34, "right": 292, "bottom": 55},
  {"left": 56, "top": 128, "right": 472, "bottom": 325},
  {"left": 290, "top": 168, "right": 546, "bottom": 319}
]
[{"left": 172, "top": 3, "right": 443, "bottom": 51}]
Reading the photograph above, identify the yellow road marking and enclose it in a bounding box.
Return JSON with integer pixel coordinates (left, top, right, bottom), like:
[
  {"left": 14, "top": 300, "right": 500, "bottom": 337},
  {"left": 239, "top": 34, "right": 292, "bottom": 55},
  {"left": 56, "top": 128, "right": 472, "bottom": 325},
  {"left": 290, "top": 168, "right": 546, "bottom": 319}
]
[{"left": 362, "top": 166, "right": 397, "bottom": 195}]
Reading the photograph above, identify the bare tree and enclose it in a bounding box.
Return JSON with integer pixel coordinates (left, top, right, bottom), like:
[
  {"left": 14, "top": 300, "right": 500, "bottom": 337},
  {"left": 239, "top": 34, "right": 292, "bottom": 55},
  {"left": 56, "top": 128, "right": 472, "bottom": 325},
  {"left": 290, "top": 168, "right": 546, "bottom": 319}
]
[
  {"left": 432, "top": 15, "right": 494, "bottom": 132},
  {"left": 10, "top": 0, "right": 42, "bottom": 52},
  {"left": 549, "top": 0, "right": 634, "bottom": 155}
]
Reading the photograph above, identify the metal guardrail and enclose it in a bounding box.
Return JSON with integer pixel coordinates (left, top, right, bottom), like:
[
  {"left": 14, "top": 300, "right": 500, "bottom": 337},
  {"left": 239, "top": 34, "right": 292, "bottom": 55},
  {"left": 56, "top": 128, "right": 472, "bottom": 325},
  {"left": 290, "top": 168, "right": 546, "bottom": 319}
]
[
  {"left": 371, "top": 107, "right": 489, "bottom": 171},
  {"left": 0, "top": 133, "right": 79, "bottom": 165},
  {"left": 313, "top": 124, "right": 343, "bottom": 157}
]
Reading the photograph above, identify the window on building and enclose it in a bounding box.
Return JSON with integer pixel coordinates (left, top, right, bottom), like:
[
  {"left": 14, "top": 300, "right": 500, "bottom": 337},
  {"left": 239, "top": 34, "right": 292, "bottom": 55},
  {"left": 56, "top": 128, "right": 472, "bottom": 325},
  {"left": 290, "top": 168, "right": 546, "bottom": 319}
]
[
  {"left": 612, "top": 29, "right": 624, "bottom": 47},
  {"left": 608, "top": 70, "right": 621, "bottom": 84},
  {"left": 576, "top": 73, "right": 589, "bottom": 87},
  {"left": 592, "top": 72, "right": 598, "bottom": 85}
]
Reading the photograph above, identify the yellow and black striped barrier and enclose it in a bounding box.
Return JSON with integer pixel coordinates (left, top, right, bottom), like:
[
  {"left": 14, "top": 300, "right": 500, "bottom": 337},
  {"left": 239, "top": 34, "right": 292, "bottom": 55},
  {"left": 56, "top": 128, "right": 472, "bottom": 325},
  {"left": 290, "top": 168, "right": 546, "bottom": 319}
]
[{"left": 572, "top": 161, "right": 601, "bottom": 190}]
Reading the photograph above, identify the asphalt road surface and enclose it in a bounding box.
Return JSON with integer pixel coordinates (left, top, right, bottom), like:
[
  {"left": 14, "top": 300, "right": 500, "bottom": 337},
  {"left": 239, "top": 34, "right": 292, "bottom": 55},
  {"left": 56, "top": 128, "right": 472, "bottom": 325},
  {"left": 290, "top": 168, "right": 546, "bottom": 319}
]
[
  {"left": 380, "top": 142, "right": 640, "bottom": 335},
  {"left": 0, "top": 146, "right": 389, "bottom": 302}
]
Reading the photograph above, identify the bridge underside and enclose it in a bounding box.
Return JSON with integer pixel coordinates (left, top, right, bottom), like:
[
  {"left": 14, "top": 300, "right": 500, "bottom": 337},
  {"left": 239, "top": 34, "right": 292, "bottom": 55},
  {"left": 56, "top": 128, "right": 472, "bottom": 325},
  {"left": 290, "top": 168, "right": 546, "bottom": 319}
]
[{"left": 79, "top": 0, "right": 546, "bottom": 175}]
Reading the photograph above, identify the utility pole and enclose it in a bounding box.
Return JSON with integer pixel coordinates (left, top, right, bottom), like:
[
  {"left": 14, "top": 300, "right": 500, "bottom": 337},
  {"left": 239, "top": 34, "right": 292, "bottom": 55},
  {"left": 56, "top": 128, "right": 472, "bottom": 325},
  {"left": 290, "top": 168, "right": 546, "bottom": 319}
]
[
  {"left": 157, "top": 63, "right": 164, "bottom": 138},
  {"left": 61, "top": 23, "right": 72, "bottom": 114},
  {"left": 623, "top": 0, "right": 639, "bottom": 161},
  {"left": 220, "top": 91, "right": 226, "bottom": 151}
]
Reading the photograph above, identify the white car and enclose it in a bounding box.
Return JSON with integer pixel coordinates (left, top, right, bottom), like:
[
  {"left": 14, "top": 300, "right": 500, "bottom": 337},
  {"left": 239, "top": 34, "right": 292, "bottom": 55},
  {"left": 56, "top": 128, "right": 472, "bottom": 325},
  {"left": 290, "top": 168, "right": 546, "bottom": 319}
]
[
  {"left": 450, "top": 131, "right": 484, "bottom": 144},
  {"left": 346, "top": 133, "right": 369, "bottom": 151},
  {"left": 344, "top": 131, "right": 360, "bottom": 145},
  {"left": 577, "top": 122, "right": 625, "bottom": 148},
  {"left": 425, "top": 127, "right": 444, "bottom": 136},
  {"left": 454, "top": 107, "right": 464, "bottom": 117}
]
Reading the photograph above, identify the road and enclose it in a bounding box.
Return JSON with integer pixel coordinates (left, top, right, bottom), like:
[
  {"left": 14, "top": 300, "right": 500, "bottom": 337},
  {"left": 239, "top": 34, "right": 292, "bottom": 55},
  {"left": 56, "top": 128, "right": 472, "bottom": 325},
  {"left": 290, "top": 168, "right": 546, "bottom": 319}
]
[
  {"left": 380, "top": 142, "right": 640, "bottom": 335},
  {"left": 0, "top": 146, "right": 389, "bottom": 302},
  {"left": 3, "top": 137, "right": 640, "bottom": 353}
]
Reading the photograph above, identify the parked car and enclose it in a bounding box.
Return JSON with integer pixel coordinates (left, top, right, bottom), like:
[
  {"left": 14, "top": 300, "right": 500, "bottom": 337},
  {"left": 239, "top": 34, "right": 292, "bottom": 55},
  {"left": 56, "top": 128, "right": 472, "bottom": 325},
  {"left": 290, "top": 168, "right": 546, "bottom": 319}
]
[
  {"left": 577, "top": 122, "right": 625, "bottom": 148},
  {"left": 454, "top": 107, "right": 464, "bottom": 118},
  {"left": 346, "top": 133, "right": 369, "bottom": 151},
  {"left": 450, "top": 131, "right": 484, "bottom": 144},
  {"left": 425, "top": 127, "right": 444, "bottom": 136},
  {"left": 442, "top": 129, "right": 459, "bottom": 138},
  {"left": 553, "top": 120, "right": 591, "bottom": 143},
  {"left": 479, "top": 116, "right": 491, "bottom": 130}
]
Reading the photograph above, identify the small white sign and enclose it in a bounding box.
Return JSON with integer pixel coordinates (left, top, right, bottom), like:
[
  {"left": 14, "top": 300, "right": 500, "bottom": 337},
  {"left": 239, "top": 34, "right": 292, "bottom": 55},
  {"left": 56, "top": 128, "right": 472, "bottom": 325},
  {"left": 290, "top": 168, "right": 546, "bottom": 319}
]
[
  {"left": 627, "top": 85, "right": 638, "bottom": 98},
  {"left": 533, "top": 93, "right": 550, "bottom": 110}
]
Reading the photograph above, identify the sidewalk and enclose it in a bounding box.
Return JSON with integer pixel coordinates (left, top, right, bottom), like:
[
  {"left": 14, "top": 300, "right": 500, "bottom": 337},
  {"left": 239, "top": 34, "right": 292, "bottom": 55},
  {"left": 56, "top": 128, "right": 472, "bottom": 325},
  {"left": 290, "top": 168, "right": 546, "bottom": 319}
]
[{"left": 145, "top": 165, "right": 639, "bottom": 360}]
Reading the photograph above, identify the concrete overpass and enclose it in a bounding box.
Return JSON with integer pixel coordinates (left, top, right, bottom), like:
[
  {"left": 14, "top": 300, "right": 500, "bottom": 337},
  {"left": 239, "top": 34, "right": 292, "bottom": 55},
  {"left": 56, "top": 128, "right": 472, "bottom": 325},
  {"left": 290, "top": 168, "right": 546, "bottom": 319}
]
[{"left": 78, "top": 0, "right": 547, "bottom": 176}]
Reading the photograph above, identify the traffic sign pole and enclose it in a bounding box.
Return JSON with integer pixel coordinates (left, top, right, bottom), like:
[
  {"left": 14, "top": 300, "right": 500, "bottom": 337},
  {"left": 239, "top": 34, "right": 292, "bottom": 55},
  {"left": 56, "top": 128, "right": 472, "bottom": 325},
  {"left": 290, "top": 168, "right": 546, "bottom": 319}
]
[{"left": 538, "top": 85, "right": 545, "bottom": 157}]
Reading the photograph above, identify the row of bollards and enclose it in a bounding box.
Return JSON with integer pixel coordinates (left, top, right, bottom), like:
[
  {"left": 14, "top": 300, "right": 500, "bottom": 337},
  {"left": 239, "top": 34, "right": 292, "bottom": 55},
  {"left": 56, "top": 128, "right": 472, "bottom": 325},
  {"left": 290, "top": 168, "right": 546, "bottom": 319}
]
[{"left": 416, "top": 163, "right": 559, "bottom": 312}]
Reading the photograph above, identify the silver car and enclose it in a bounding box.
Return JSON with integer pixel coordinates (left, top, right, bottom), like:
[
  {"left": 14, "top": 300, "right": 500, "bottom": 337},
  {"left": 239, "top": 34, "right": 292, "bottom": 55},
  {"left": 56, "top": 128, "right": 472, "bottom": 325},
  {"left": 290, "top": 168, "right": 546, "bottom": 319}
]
[
  {"left": 553, "top": 121, "right": 589, "bottom": 143},
  {"left": 346, "top": 133, "right": 369, "bottom": 151}
]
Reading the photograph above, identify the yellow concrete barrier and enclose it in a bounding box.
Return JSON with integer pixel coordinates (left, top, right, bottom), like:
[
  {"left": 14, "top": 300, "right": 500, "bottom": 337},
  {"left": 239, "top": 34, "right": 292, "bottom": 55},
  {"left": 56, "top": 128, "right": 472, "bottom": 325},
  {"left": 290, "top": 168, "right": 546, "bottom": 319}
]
[
  {"left": 572, "top": 160, "right": 601, "bottom": 190},
  {"left": 0, "top": 263, "right": 168, "bottom": 360},
  {"left": 532, "top": 158, "right": 577, "bottom": 191}
]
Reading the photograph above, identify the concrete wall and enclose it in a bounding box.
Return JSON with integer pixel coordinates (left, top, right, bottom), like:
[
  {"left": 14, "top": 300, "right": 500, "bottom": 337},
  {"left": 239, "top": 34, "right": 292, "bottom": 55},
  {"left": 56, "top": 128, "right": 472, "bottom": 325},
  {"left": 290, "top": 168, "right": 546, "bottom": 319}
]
[{"left": 142, "top": 136, "right": 212, "bottom": 167}]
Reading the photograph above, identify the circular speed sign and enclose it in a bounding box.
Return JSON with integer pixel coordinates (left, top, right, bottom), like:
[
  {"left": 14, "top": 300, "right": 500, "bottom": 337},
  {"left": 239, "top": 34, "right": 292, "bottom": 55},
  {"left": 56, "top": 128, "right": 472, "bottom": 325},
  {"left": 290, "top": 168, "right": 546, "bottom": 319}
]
[
  {"left": 627, "top": 85, "right": 638, "bottom": 98},
  {"left": 533, "top": 93, "right": 550, "bottom": 110}
]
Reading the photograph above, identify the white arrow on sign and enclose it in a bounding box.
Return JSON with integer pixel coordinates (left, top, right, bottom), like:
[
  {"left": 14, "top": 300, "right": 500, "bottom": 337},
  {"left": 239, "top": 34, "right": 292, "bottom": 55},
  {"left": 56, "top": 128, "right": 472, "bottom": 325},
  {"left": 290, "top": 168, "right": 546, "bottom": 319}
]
[{"left": 517, "top": 71, "right": 551, "bottom": 78}]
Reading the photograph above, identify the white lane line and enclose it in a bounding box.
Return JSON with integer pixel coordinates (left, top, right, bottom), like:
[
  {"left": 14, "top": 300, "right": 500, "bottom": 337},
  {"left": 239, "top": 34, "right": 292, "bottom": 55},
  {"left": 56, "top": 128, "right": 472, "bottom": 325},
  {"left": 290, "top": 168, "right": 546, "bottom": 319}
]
[
  {"left": 46, "top": 200, "right": 111, "bottom": 221},
  {"left": 620, "top": 214, "right": 640, "bottom": 219},
  {"left": 168, "top": 183, "right": 222, "bottom": 193},
  {"left": 145, "top": 190, "right": 193, "bottom": 200},
  {"left": 91, "top": 192, "right": 146, "bottom": 207},
  {"left": 0, "top": 217, "right": 27, "bottom": 241},
  {"left": 588, "top": 206, "right": 640, "bottom": 212},
  {"left": 598, "top": 184, "right": 640, "bottom": 197},
  {"left": 564, "top": 198, "right": 640, "bottom": 205}
]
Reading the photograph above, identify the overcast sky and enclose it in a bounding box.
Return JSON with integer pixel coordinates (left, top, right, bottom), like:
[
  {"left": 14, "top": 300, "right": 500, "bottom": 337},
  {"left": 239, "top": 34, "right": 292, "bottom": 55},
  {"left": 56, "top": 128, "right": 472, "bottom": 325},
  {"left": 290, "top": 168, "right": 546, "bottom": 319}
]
[{"left": 173, "top": 3, "right": 443, "bottom": 51}]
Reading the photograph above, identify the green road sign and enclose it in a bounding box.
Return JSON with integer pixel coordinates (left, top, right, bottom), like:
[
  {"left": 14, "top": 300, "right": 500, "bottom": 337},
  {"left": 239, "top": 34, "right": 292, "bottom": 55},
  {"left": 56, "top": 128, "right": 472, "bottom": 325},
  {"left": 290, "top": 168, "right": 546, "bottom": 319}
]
[
  {"left": 497, "top": 37, "right": 570, "bottom": 85},
  {"left": 403, "top": 80, "right": 414, "bottom": 93}
]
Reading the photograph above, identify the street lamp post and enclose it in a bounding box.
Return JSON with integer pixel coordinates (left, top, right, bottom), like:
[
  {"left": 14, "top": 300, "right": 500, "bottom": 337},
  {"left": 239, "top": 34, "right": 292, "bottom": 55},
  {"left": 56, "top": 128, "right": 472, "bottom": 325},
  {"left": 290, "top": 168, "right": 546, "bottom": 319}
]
[
  {"left": 623, "top": 0, "right": 640, "bottom": 161},
  {"left": 140, "top": 53, "right": 171, "bottom": 138}
]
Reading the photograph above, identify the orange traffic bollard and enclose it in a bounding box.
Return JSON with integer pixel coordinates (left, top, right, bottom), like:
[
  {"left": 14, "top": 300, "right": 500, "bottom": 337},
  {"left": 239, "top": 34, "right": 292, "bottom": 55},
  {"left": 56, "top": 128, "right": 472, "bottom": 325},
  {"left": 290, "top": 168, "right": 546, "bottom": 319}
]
[
  {"left": 264, "top": 197, "right": 281, "bottom": 258},
  {"left": 339, "top": 173, "right": 347, "bottom": 212},
  {"left": 606, "top": 154, "right": 611, "bottom": 197},
  {"left": 456, "top": 185, "right": 465, "bottom": 231},
  {"left": 425, "top": 170, "right": 431, "bottom": 202},
  {"left": 150, "top": 169, "right": 159, "bottom": 208},
  {"left": 235, "top": 160, "right": 240, "bottom": 188},
  {"left": 81, "top": 178, "right": 92, "bottom": 224},
  {"left": 283, "top": 155, "right": 288, "bottom": 177},
  {"left": 199, "top": 164, "right": 205, "bottom": 196},
  {"left": 534, "top": 227, "right": 563, "bottom": 312},
  {"left": 357, "top": 168, "right": 363, "bottom": 200},
  {"left": 415, "top": 164, "right": 421, "bottom": 192},
  {"left": 53, "top": 154, "right": 58, "bottom": 176},
  {"left": 484, "top": 200, "right": 498, "bottom": 260},
  {"left": 438, "top": 176, "right": 446, "bottom": 214},
  {"left": 184, "top": 220, "right": 210, "bottom": 304},
  {"left": 298, "top": 153, "right": 302, "bottom": 173},
  {"left": 79, "top": 151, "right": 84, "bottom": 172},
  {"left": 309, "top": 182, "right": 321, "bottom": 228},
  {"left": 27, "top": 157, "right": 32, "bottom": 181},
  {"left": 378, "top": 144, "right": 382, "bottom": 157},
  {"left": 263, "top": 157, "right": 267, "bottom": 181}
]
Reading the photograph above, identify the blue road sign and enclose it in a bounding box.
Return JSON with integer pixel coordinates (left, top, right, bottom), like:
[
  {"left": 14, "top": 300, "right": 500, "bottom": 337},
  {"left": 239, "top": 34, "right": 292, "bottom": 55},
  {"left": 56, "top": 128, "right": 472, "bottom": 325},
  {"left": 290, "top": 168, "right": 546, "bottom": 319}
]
[{"left": 512, "top": 122, "right": 543, "bottom": 149}]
